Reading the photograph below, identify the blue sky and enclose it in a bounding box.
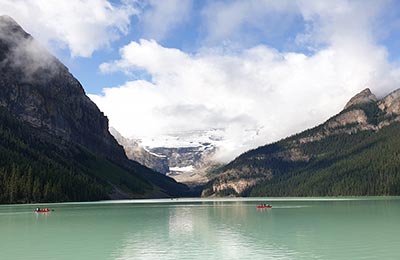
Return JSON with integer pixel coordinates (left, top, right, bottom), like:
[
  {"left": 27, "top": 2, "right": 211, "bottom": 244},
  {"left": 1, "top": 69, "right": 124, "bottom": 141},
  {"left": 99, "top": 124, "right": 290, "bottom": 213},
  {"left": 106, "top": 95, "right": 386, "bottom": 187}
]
[
  {"left": 57, "top": 0, "right": 310, "bottom": 94},
  {"left": 53, "top": 0, "right": 400, "bottom": 95},
  {"left": 2, "top": 0, "right": 400, "bottom": 160}
]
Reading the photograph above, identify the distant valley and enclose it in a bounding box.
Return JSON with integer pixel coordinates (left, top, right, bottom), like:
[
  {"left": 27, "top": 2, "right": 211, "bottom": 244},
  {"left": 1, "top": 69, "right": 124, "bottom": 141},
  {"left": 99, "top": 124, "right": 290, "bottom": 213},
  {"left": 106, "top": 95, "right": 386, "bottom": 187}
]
[
  {"left": 110, "top": 128, "right": 222, "bottom": 186},
  {"left": 111, "top": 87, "right": 400, "bottom": 198}
]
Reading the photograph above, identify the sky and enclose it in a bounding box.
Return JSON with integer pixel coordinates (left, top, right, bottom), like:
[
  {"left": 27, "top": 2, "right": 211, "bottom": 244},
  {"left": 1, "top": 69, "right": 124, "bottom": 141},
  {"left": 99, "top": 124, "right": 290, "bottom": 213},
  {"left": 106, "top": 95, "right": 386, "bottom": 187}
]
[{"left": 1, "top": 0, "right": 400, "bottom": 161}]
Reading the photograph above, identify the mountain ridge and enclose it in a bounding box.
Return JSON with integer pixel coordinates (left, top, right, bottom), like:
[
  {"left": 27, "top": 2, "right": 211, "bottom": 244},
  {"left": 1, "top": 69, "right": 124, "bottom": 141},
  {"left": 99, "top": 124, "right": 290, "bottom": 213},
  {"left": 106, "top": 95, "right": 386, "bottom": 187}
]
[
  {"left": 0, "top": 16, "right": 189, "bottom": 203},
  {"left": 202, "top": 87, "right": 400, "bottom": 197},
  {"left": 111, "top": 128, "right": 221, "bottom": 186},
  {"left": 110, "top": 127, "right": 170, "bottom": 175}
]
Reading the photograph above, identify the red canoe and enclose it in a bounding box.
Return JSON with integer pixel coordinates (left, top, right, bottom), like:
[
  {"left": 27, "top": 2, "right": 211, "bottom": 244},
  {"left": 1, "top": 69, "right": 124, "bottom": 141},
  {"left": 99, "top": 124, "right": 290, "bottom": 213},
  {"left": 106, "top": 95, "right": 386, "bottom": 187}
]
[
  {"left": 256, "top": 205, "right": 272, "bottom": 209},
  {"left": 34, "top": 209, "right": 53, "bottom": 213}
]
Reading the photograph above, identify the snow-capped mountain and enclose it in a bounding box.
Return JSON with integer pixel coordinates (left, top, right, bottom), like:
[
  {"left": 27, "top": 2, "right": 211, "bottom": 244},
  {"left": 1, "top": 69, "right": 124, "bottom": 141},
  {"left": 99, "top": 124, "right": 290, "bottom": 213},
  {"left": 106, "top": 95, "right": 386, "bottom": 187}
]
[
  {"left": 110, "top": 127, "right": 170, "bottom": 174},
  {"left": 112, "top": 128, "right": 224, "bottom": 185}
]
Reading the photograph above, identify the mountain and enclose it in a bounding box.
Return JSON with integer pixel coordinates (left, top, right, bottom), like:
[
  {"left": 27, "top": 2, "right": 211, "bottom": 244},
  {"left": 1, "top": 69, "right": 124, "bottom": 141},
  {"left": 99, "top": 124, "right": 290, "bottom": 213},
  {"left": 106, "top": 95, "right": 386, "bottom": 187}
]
[
  {"left": 0, "top": 15, "right": 189, "bottom": 203},
  {"left": 202, "top": 88, "right": 400, "bottom": 197},
  {"left": 145, "top": 130, "right": 221, "bottom": 185},
  {"left": 110, "top": 127, "right": 170, "bottom": 175},
  {"left": 151, "top": 144, "right": 217, "bottom": 185},
  {"left": 112, "top": 129, "right": 222, "bottom": 185}
]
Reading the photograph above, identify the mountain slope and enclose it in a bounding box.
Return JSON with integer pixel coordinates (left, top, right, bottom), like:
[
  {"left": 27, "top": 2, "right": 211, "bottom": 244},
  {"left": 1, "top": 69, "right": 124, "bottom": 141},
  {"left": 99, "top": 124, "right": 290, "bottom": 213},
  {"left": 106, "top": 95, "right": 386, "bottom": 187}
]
[
  {"left": 111, "top": 128, "right": 222, "bottom": 185},
  {"left": 110, "top": 127, "right": 170, "bottom": 175},
  {"left": 0, "top": 16, "right": 189, "bottom": 203},
  {"left": 203, "top": 88, "right": 400, "bottom": 197}
]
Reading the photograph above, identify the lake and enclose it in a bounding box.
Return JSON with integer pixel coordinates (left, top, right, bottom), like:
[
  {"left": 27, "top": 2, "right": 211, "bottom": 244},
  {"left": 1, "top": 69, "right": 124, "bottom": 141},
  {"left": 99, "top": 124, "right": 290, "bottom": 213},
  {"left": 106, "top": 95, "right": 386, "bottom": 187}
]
[{"left": 0, "top": 197, "right": 399, "bottom": 260}]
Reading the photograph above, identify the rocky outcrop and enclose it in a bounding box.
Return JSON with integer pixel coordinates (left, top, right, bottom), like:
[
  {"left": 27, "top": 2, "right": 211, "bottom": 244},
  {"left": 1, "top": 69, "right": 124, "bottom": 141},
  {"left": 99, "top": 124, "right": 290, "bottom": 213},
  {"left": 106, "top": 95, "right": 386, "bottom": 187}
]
[
  {"left": 110, "top": 128, "right": 170, "bottom": 174},
  {"left": 208, "top": 179, "right": 263, "bottom": 196},
  {"left": 344, "top": 88, "right": 377, "bottom": 110},
  {"left": 327, "top": 109, "right": 368, "bottom": 128},
  {"left": 378, "top": 89, "right": 400, "bottom": 115},
  {"left": 202, "top": 165, "right": 272, "bottom": 196}
]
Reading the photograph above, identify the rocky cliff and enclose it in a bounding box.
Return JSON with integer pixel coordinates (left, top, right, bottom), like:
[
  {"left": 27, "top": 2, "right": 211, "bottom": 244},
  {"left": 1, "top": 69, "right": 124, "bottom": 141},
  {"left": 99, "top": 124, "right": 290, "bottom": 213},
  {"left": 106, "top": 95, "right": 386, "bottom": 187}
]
[
  {"left": 0, "top": 16, "right": 189, "bottom": 203},
  {"left": 110, "top": 128, "right": 170, "bottom": 174},
  {"left": 343, "top": 88, "right": 377, "bottom": 109},
  {"left": 203, "top": 88, "right": 400, "bottom": 197},
  {"left": 0, "top": 15, "right": 126, "bottom": 164}
]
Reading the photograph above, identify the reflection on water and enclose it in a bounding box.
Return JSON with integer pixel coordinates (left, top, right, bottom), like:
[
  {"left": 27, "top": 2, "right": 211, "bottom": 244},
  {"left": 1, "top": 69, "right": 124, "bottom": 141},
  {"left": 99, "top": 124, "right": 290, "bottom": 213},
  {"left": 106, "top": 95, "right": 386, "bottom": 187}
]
[
  {"left": 112, "top": 202, "right": 317, "bottom": 260},
  {"left": 0, "top": 198, "right": 400, "bottom": 260},
  {"left": 169, "top": 207, "right": 194, "bottom": 234}
]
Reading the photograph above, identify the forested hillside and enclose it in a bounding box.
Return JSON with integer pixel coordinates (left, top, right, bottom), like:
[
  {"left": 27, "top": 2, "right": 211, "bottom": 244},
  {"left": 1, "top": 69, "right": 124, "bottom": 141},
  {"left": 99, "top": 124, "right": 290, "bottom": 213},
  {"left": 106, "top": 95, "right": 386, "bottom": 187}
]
[
  {"left": 250, "top": 122, "right": 400, "bottom": 196},
  {"left": 0, "top": 16, "right": 189, "bottom": 203},
  {"left": 203, "top": 88, "right": 400, "bottom": 197}
]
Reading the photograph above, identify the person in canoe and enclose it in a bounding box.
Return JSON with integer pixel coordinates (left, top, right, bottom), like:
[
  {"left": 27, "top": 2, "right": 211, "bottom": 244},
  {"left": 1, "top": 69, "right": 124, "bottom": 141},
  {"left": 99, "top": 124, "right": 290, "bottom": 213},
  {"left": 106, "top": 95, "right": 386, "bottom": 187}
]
[
  {"left": 34, "top": 208, "right": 53, "bottom": 213},
  {"left": 257, "top": 203, "right": 272, "bottom": 209}
]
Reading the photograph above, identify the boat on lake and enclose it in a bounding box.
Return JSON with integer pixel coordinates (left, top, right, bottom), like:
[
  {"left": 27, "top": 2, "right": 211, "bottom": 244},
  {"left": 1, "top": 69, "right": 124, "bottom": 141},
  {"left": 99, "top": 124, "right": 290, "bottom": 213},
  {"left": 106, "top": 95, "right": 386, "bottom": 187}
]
[
  {"left": 256, "top": 204, "right": 272, "bottom": 209},
  {"left": 34, "top": 208, "right": 53, "bottom": 213}
]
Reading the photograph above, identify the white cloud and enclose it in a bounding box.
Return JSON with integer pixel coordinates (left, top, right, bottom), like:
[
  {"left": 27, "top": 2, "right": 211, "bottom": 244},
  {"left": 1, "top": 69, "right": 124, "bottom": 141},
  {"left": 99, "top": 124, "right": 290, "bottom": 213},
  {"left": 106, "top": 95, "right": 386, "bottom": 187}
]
[
  {"left": 8, "top": 0, "right": 392, "bottom": 162},
  {"left": 0, "top": 0, "right": 137, "bottom": 57},
  {"left": 91, "top": 35, "right": 400, "bottom": 161},
  {"left": 139, "top": 0, "right": 192, "bottom": 41}
]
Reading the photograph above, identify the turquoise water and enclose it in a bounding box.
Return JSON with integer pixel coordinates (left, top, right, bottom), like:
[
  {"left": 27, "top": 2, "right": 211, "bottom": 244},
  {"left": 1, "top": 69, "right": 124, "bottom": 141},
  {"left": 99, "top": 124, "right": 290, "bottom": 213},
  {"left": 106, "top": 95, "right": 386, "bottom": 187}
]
[{"left": 0, "top": 197, "right": 399, "bottom": 260}]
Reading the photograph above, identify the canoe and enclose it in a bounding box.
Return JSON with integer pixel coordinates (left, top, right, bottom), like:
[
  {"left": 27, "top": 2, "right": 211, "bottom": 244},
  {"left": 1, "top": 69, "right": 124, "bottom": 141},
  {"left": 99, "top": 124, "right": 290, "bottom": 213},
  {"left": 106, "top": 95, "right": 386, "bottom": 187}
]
[
  {"left": 34, "top": 209, "right": 53, "bottom": 213},
  {"left": 256, "top": 205, "right": 272, "bottom": 209}
]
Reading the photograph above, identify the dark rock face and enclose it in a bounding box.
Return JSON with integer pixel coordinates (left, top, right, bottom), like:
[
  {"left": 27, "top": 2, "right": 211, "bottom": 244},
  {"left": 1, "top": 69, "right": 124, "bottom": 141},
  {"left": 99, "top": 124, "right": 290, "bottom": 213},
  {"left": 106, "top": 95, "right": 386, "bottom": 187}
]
[
  {"left": 0, "top": 15, "right": 126, "bottom": 164},
  {"left": 0, "top": 16, "right": 191, "bottom": 201}
]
